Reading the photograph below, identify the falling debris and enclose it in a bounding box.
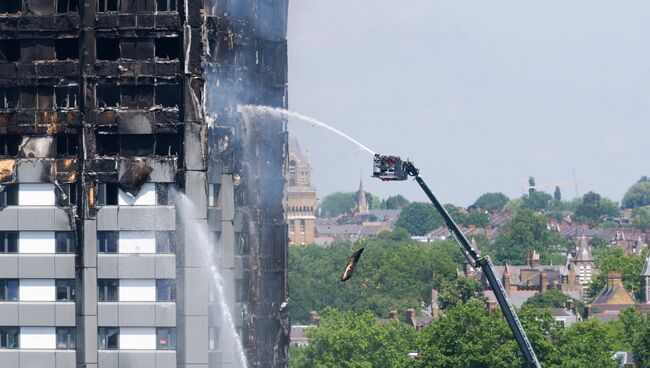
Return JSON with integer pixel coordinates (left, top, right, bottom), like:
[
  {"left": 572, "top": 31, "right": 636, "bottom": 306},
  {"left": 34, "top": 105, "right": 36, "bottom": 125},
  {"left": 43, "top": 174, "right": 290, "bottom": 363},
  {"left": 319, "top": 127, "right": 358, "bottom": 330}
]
[
  {"left": 117, "top": 159, "right": 153, "bottom": 197},
  {"left": 341, "top": 248, "right": 365, "bottom": 282}
]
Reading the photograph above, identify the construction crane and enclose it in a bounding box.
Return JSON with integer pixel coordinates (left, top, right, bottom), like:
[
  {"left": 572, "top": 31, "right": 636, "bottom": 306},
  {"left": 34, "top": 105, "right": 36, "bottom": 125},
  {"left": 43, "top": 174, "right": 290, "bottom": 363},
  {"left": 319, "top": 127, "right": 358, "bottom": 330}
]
[{"left": 372, "top": 154, "right": 542, "bottom": 368}]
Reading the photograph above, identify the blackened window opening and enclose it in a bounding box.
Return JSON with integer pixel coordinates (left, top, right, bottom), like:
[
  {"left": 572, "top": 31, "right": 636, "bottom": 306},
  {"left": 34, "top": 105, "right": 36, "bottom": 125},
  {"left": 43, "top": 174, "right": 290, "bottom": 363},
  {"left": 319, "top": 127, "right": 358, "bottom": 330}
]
[
  {"left": 156, "top": 0, "right": 176, "bottom": 12},
  {"left": 0, "top": 1, "right": 21, "bottom": 14},
  {"left": 0, "top": 88, "right": 20, "bottom": 109},
  {"left": 0, "top": 135, "right": 19, "bottom": 156},
  {"left": 98, "top": 0, "right": 119, "bottom": 12},
  {"left": 121, "top": 85, "right": 153, "bottom": 109},
  {"left": 21, "top": 40, "right": 54, "bottom": 62},
  {"left": 0, "top": 40, "right": 20, "bottom": 62},
  {"left": 55, "top": 39, "right": 79, "bottom": 60},
  {"left": 155, "top": 38, "right": 179, "bottom": 59},
  {"left": 96, "top": 85, "right": 120, "bottom": 108},
  {"left": 155, "top": 84, "right": 180, "bottom": 108},
  {"left": 120, "top": 134, "right": 154, "bottom": 156},
  {"left": 57, "top": 0, "right": 78, "bottom": 13},
  {"left": 55, "top": 86, "right": 79, "bottom": 108},
  {"left": 154, "top": 134, "right": 180, "bottom": 156},
  {"left": 121, "top": 39, "right": 154, "bottom": 60},
  {"left": 96, "top": 134, "right": 119, "bottom": 156},
  {"left": 56, "top": 134, "right": 78, "bottom": 156},
  {"left": 96, "top": 39, "right": 120, "bottom": 61}
]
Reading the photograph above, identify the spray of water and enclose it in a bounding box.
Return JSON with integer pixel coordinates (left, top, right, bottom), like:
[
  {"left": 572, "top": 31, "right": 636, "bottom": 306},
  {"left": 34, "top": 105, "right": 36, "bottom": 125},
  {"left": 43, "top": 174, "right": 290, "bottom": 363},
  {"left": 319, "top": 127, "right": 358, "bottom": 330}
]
[
  {"left": 238, "top": 105, "right": 376, "bottom": 155},
  {"left": 176, "top": 194, "right": 249, "bottom": 368}
]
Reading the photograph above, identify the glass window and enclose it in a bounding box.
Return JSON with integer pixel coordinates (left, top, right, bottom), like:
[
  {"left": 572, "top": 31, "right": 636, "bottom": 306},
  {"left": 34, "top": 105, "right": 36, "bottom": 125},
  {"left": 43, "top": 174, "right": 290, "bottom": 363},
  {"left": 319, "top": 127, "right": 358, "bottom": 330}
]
[
  {"left": 0, "top": 279, "right": 18, "bottom": 301},
  {"left": 97, "top": 183, "right": 118, "bottom": 205},
  {"left": 0, "top": 327, "right": 19, "bottom": 349},
  {"left": 156, "top": 328, "right": 176, "bottom": 350},
  {"left": 98, "top": 279, "right": 119, "bottom": 301},
  {"left": 56, "top": 232, "right": 77, "bottom": 253},
  {"left": 56, "top": 279, "right": 75, "bottom": 301},
  {"left": 98, "top": 327, "right": 119, "bottom": 349},
  {"left": 0, "top": 232, "right": 17, "bottom": 253},
  {"left": 156, "top": 183, "right": 176, "bottom": 205},
  {"left": 300, "top": 219, "right": 305, "bottom": 234},
  {"left": 0, "top": 185, "right": 18, "bottom": 206},
  {"left": 155, "top": 232, "right": 175, "bottom": 254},
  {"left": 56, "top": 327, "right": 76, "bottom": 349},
  {"left": 156, "top": 279, "right": 175, "bottom": 301},
  {"left": 98, "top": 231, "right": 118, "bottom": 253},
  {"left": 208, "top": 327, "right": 220, "bottom": 350},
  {"left": 208, "top": 184, "right": 221, "bottom": 207}
]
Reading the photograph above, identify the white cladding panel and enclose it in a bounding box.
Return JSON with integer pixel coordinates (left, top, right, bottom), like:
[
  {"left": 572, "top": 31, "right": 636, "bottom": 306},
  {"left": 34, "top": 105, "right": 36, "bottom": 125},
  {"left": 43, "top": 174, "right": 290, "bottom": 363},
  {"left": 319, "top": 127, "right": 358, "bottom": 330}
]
[
  {"left": 19, "top": 279, "right": 55, "bottom": 301},
  {"left": 19, "top": 232, "right": 55, "bottom": 254},
  {"left": 18, "top": 184, "right": 56, "bottom": 206},
  {"left": 119, "top": 279, "right": 156, "bottom": 302},
  {"left": 119, "top": 327, "right": 156, "bottom": 350},
  {"left": 119, "top": 231, "right": 156, "bottom": 254},
  {"left": 118, "top": 183, "right": 156, "bottom": 206},
  {"left": 20, "top": 327, "right": 56, "bottom": 349}
]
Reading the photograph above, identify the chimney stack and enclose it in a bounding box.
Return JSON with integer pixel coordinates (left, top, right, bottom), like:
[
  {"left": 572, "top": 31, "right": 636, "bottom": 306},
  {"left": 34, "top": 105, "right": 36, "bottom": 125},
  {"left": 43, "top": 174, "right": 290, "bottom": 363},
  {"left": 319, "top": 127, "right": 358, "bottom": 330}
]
[
  {"left": 502, "top": 264, "right": 511, "bottom": 297},
  {"left": 430, "top": 289, "right": 440, "bottom": 318},
  {"left": 406, "top": 308, "right": 417, "bottom": 328},
  {"left": 309, "top": 311, "right": 320, "bottom": 326},
  {"left": 540, "top": 270, "right": 548, "bottom": 292},
  {"left": 486, "top": 299, "right": 497, "bottom": 314},
  {"left": 606, "top": 271, "right": 623, "bottom": 290},
  {"left": 389, "top": 310, "right": 398, "bottom": 320}
]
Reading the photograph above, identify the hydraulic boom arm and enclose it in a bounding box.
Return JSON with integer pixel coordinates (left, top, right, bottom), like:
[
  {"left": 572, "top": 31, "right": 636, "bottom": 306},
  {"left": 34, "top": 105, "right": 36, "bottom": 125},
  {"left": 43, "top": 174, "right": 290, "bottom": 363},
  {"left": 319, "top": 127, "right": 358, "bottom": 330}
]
[{"left": 372, "top": 155, "right": 541, "bottom": 368}]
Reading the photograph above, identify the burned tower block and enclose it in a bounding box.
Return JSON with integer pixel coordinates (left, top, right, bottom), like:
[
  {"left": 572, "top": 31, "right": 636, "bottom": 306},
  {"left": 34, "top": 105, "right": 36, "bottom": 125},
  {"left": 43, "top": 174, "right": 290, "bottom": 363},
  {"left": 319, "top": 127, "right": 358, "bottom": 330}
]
[{"left": 0, "top": 1, "right": 288, "bottom": 368}]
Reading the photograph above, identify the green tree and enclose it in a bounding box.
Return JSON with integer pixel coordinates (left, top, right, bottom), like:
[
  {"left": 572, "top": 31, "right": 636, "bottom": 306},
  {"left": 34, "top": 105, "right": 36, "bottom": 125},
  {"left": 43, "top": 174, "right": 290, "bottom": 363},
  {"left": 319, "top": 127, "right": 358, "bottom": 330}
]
[
  {"left": 523, "top": 191, "right": 554, "bottom": 211},
  {"left": 523, "top": 289, "right": 584, "bottom": 316},
  {"left": 395, "top": 202, "right": 444, "bottom": 236},
  {"left": 588, "top": 247, "right": 647, "bottom": 301},
  {"left": 383, "top": 195, "right": 409, "bottom": 209},
  {"left": 621, "top": 308, "right": 650, "bottom": 368},
  {"left": 319, "top": 191, "right": 382, "bottom": 217},
  {"left": 290, "top": 308, "right": 417, "bottom": 368},
  {"left": 553, "top": 319, "right": 620, "bottom": 368},
  {"left": 320, "top": 192, "right": 356, "bottom": 217},
  {"left": 504, "top": 197, "right": 525, "bottom": 212},
  {"left": 443, "top": 204, "right": 466, "bottom": 225},
  {"left": 288, "top": 231, "right": 459, "bottom": 322},
  {"left": 622, "top": 176, "right": 650, "bottom": 209},
  {"left": 493, "top": 209, "right": 567, "bottom": 265},
  {"left": 554, "top": 186, "right": 562, "bottom": 202},
  {"left": 474, "top": 192, "right": 510, "bottom": 212},
  {"left": 632, "top": 207, "right": 650, "bottom": 230},
  {"left": 465, "top": 211, "right": 489, "bottom": 227},
  {"left": 438, "top": 276, "right": 485, "bottom": 310},
  {"left": 574, "top": 191, "right": 620, "bottom": 224}
]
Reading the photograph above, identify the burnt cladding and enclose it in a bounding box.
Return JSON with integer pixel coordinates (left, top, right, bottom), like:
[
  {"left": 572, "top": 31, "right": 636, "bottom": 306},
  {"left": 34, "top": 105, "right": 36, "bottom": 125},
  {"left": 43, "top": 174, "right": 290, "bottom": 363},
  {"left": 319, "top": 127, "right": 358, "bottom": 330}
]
[{"left": 0, "top": 1, "right": 288, "bottom": 368}]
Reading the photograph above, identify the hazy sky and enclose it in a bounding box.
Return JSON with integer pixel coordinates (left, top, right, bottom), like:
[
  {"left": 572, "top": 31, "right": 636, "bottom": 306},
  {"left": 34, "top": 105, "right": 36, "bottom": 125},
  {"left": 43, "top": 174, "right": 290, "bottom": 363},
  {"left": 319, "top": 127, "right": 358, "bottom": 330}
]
[{"left": 287, "top": 1, "right": 650, "bottom": 206}]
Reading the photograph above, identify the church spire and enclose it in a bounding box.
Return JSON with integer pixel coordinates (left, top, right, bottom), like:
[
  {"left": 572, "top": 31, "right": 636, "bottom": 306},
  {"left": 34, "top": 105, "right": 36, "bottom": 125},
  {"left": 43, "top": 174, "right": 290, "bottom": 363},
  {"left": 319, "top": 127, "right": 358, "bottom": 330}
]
[{"left": 357, "top": 176, "right": 369, "bottom": 215}]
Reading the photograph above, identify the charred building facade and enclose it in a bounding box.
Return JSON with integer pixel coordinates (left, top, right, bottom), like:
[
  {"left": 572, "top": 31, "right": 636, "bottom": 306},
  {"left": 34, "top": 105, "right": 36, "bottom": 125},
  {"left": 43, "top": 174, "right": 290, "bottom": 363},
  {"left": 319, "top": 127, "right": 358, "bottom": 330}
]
[{"left": 0, "top": 1, "right": 288, "bottom": 368}]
